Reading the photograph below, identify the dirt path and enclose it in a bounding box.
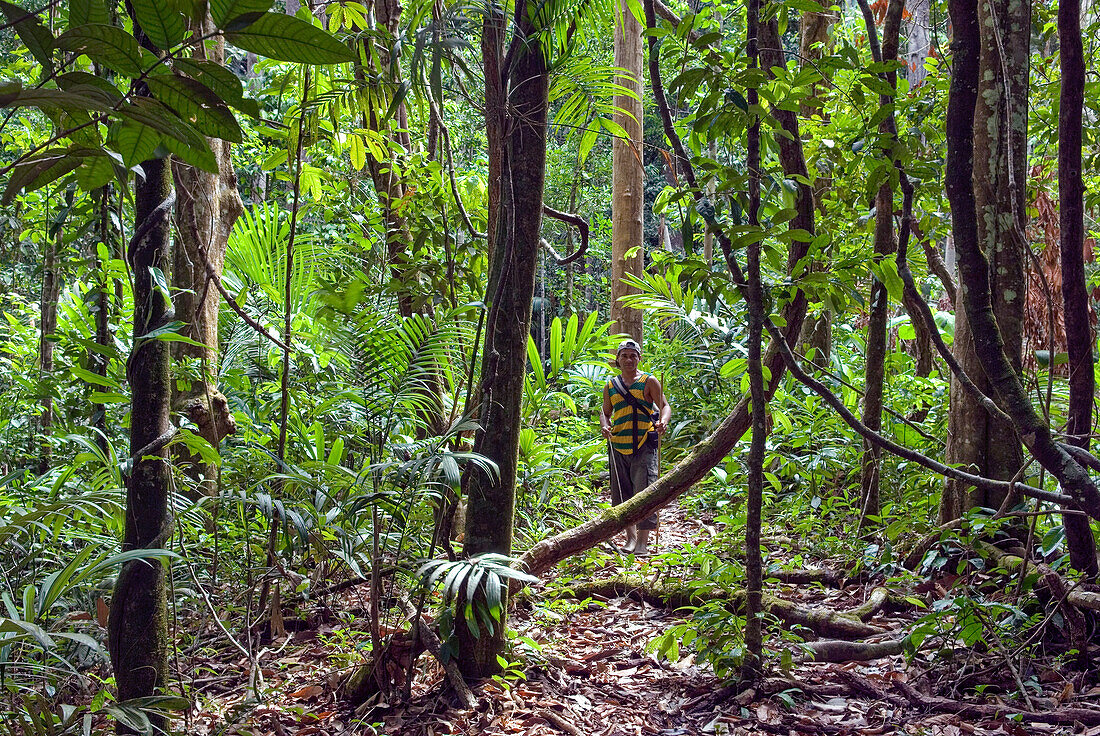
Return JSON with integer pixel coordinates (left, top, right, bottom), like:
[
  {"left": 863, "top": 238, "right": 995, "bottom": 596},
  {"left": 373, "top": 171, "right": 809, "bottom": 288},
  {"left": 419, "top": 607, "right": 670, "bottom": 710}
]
[{"left": 183, "top": 496, "right": 1100, "bottom": 735}]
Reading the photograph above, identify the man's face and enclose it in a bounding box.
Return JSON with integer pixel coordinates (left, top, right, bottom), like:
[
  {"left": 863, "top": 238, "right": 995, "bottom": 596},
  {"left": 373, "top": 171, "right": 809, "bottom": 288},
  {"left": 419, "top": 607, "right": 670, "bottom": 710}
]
[{"left": 618, "top": 350, "right": 640, "bottom": 371}]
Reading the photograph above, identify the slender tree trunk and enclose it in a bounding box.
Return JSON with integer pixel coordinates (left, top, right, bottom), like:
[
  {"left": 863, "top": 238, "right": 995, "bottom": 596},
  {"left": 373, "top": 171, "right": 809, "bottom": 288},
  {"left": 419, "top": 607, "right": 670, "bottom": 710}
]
[
  {"left": 795, "top": 4, "right": 836, "bottom": 364},
  {"left": 860, "top": 185, "right": 893, "bottom": 526},
  {"left": 171, "top": 25, "right": 242, "bottom": 498},
  {"left": 742, "top": 0, "right": 764, "bottom": 681},
  {"left": 1058, "top": 0, "right": 1097, "bottom": 576},
  {"left": 941, "top": 0, "right": 1028, "bottom": 522},
  {"left": 92, "top": 186, "right": 112, "bottom": 452},
  {"left": 905, "top": 0, "right": 931, "bottom": 87},
  {"left": 108, "top": 155, "right": 173, "bottom": 732},
  {"left": 458, "top": 2, "right": 549, "bottom": 678},
  {"left": 37, "top": 228, "right": 60, "bottom": 474},
  {"left": 611, "top": 0, "right": 644, "bottom": 343},
  {"left": 856, "top": 0, "right": 903, "bottom": 527}
]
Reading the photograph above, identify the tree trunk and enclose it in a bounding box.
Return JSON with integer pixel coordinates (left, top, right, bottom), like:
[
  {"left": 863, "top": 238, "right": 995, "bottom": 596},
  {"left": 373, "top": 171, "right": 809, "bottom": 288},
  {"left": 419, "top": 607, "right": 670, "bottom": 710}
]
[
  {"left": 611, "top": 0, "right": 644, "bottom": 343},
  {"left": 795, "top": 4, "right": 836, "bottom": 365},
  {"left": 940, "top": 0, "right": 1028, "bottom": 522},
  {"left": 742, "top": 0, "right": 764, "bottom": 680},
  {"left": 943, "top": 0, "right": 1100, "bottom": 528},
  {"left": 108, "top": 156, "right": 173, "bottom": 732},
  {"left": 458, "top": 3, "right": 549, "bottom": 678},
  {"left": 171, "top": 25, "right": 242, "bottom": 498},
  {"left": 905, "top": 0, "right": 931, "bottom": 87},
  {"left": 860, "top": 184, "right": 894, "bottom": 526},
  {"left": 37, "top": 228, "right": 60, "bottom": 474},
  {"left": 1058, "top": 0, "right": 1097, "bottom": 577},
  {"left": 856, "top": 0, "right": 903, "bottom": 528},
  {"left": 92, "top": 186, "right": 112, "bottom": 452}
]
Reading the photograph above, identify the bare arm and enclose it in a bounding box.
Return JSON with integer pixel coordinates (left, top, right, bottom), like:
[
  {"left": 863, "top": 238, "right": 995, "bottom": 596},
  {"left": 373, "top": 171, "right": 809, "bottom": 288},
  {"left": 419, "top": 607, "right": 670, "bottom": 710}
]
[{"left": 600, "top": 384, "right": 614, "bottom": 439}]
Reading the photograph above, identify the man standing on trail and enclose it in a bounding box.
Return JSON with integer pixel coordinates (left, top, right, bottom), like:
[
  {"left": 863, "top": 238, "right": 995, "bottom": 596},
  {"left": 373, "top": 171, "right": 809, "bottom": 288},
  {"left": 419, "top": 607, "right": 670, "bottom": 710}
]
[{"left": 601, "top": 339, "right": 672, "bottom": 555}]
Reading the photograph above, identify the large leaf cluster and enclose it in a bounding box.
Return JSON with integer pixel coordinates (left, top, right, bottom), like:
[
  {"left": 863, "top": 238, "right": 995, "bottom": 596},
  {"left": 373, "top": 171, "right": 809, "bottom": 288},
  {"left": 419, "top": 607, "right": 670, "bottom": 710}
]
[{"left": 1, "top": 0, "right": 355, "bottom": 202}]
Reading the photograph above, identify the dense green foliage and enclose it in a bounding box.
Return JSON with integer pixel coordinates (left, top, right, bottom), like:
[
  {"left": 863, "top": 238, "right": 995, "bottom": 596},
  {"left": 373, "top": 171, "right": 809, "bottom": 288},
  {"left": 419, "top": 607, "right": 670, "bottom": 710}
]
[{"left": 0, "top": 0, "right": 1099, "bottom": 729}]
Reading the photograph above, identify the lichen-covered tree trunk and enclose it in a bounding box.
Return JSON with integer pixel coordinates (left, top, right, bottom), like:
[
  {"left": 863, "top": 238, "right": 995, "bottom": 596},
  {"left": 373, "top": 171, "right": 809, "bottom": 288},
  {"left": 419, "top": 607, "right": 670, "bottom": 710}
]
[
  {"left": 944, "top": 0, "right": 1100, "bottom": 531},
  {"left": 458, "top": 3, "right": 549, "bottom": 678},
  {"left": 940, "top": 0, "right": 1028, "bottom": 522},
  {"left": 610, "top": 0, "right": 644, "bottom": 342},
  {"left": 172, "top": 26, "right": 242, "bottom": 498},
  {"left": 1058, "top": 0, "right": 1096, "bottom": 576}
]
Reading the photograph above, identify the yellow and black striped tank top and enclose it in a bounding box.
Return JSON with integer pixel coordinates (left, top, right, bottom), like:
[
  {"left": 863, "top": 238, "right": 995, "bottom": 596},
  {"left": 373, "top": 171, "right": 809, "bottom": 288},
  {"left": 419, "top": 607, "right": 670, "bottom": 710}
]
[{"left": 608, "top": 373, "right": 656, "bottom": 455}]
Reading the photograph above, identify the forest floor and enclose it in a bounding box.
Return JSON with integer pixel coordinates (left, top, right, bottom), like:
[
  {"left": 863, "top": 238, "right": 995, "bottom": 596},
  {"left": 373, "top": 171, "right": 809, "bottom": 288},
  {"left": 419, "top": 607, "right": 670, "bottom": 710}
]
[{"left": 179, "top": 494, "right": 1100, "bottom": 736}]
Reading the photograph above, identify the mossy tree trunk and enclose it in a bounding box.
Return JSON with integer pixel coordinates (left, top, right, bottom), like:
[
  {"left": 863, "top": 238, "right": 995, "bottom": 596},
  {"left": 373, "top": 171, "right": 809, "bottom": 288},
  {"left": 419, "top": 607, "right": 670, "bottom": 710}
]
[
  {"left": 108, "top": 159, "right": 173, "bottom": 731},
  {"left": 107, "top": 16, "right": 174, "bottom": 730},
  {"left": 458, "top": 0, "right": 549, "bottom": 679}
]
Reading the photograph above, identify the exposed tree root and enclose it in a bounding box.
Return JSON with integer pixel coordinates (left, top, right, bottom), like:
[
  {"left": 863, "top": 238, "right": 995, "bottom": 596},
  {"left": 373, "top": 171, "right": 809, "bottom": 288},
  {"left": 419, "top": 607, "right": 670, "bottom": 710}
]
[
  {"left": 892, "top": 679, "right": 1100, "bottom": 726},
  {"left": 802, "top": 638, "right": 904, "bottom": 662},
  {"left": 552, "top": 577, "right": 887, "bottom": 639}
]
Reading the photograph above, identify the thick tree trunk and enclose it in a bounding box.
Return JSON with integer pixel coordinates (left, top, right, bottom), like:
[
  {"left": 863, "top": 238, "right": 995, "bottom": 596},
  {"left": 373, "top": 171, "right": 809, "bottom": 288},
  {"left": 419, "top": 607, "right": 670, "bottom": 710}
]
[
  {"left": 172, "top": 27, "right": 242, "bottom": 497},
  {"left": 941, "top": 0, "right": 1028, "bottom": 522},
  {"left": 459, "top": 5, "right": 549, "bottom": 678},
  {"left": 611, "top": 0, "right": 644, "bottom": 343},
  {"left": 944, "top": 0, "right": 1100, "bottom": 529},
  {"left": 108, "top": 155, "right": 173, "bottom": 731},
  {"left": 1058, "top": 0, "right": 1097, "bottom": 576}
]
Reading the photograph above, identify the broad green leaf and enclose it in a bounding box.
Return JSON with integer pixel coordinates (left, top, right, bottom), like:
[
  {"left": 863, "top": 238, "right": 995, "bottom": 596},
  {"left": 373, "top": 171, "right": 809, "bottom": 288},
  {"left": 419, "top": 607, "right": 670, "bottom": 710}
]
[
  {"left": 0, "top": 618, "right": 54, "bottom": 648},
  {"left": 348, "top": 133, "right": 365, "bottom": 170},
  {"left": 225, "top": 12, "right": 356, "bottom": 64},
  {"left": 0, "top": 81, "right": 20, "bottom": 107},
  {"left": 108, "top": 119, "right": 162, "bottom": 167},
  {"left": 147, "top": 75, "right": 242, "bottom": 142},
  {"left": 2, "top": 87, "right": 112, "bottom": 115},
  {"left": 117, "top": 97, "right": 218, "bottom": 172},
  {"left": 0, "top": 1, "right": 54, "bottom": 70},
  {"left": 75, "top": 150, "right": 117, "bottom": 189},
  {"left": 56, "top": 24, "right": 143, "bottom": 78},
  {"left": 209, "top": 0, "right": 273, "bottom": 26},
  {"left": 89, "top": 391, "right": 127, "bottom": 404},
  {"left": 3, "top": 148, "right": 93, "bottom": 205},
  {"left": 69, "top": 366, "right": 119, "bottom": 389},
  {"left": 128, "top": 0, "right": 187, "bottom": 49},
  {"left": 173, "top": 58, "right": 260, "bottom": 117},
  {"left": 57, "top": 72, "right": 123, "bottom": 104},
  {"left": 69, "top": 0, "right": 109, "bottom": 27}
]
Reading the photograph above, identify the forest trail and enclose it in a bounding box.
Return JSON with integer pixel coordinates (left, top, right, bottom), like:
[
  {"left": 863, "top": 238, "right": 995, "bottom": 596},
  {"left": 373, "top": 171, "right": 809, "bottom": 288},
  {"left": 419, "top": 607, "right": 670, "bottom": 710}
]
[{"left": 182, "top": 494, "right": 1099, "bottom": 736}]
